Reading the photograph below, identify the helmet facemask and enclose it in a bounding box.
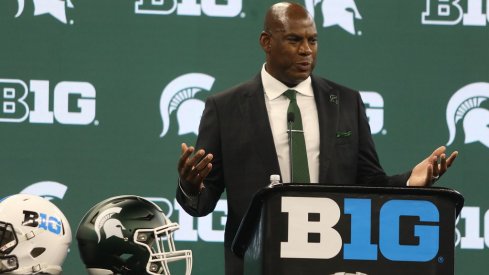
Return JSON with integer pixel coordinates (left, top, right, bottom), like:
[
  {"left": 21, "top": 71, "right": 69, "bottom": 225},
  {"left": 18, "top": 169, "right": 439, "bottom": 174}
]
[
  {"left": 134, "top": 222, "right": 192, "bottom": 275},
  {"left": 0, "top": 222, "right": 19, "bottom": 273}
]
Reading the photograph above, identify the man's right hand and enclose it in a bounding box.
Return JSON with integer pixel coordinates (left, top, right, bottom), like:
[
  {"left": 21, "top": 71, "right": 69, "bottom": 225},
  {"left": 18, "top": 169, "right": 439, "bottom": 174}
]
[{"left": 177, "top": 143, "right": 213, "bottom": 195}]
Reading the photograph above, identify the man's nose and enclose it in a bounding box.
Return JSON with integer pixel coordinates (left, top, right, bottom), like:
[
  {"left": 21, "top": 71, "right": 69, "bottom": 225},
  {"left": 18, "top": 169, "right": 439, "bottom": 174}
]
[{"left": 299, "top": 41, "right": 312, "bottom": 55}]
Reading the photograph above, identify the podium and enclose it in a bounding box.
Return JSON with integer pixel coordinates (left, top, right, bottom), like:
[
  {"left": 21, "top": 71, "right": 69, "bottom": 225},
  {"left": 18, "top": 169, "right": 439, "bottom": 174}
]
[{"left": 232, "top": 184, "right": 464, "bottom": 275}]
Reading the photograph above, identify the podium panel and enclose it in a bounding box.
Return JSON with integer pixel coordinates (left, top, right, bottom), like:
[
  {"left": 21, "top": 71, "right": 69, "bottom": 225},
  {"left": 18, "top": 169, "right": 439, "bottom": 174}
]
[{"left": 232, "top": 185, "right": 464, "bottom": 275}]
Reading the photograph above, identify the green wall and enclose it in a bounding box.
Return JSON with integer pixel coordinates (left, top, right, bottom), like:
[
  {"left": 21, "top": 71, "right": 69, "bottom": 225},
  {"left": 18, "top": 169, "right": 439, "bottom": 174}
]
[{"left": 1, "top": 0, "right": 488, "bottom": 274}]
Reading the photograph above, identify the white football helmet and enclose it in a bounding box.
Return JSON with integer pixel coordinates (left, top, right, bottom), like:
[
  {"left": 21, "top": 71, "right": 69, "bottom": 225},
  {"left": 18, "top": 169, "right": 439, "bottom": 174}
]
[
  {"left": 0, "top": 194, "right": 72, "bottom": 274},
  {"left": 76, "top": 195, "right": 192, "bottom": 275}
]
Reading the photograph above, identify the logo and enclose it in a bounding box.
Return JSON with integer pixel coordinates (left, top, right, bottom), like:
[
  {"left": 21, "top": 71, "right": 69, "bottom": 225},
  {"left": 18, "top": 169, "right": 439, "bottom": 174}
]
[
  {"left": 20, "top": 181, "right": 68, "bottom": 200},
  {"left": 360, "top": 91, "right": 385, "bottom": 135},
  {"left": 146, "top": 197, "right": 226, "bottom": 242},
  {"left": 22, "top": 210, "right": 63, "bottom": 235},
  {"left": 135, "top": 0, "right": 244, "bottom": 17},
  {"left": 159, "top": 73, "right": 214, "bottom": 137},
  {"left": 446, "top": 82, "right": 489, "bottom": 148},
  {"left": 0, "top": 78, "right": 97, "bottom": 125},
  {"left": 455, "top": 206, "right": 488, "bottom": 249},
  {"left": 304, "top": 0, "right": 363, "bottom": 35},
  {"left": 15, "top": 0, "right": 75, "bottom": 24},
  {"left": 94, "top": 207, "right": 125, "bottom": 243},
  {"left": 281, "top": 197, "right": 440, "bottom": 261},
  {"left": 422, "top": 0, "right": 489, "bottom": 26}
]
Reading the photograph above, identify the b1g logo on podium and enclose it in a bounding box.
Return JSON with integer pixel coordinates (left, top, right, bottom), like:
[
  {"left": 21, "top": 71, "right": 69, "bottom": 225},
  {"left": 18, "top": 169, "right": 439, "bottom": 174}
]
[
  {"left": 0, "top": 79, "right": 97, "bottom": 125},
  {"left": 281, "top": 197, "right": 440, "bottom": 262}
]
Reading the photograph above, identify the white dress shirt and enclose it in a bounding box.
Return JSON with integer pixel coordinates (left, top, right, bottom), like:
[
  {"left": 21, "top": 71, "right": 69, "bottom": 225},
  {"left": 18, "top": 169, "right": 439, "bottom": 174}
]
[{"left": 261, "top": 65, "right": 320, "bottom": 183}]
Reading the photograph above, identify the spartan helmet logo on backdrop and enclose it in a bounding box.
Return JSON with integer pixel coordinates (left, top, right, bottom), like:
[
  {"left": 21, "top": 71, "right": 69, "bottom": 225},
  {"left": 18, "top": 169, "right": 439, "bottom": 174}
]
[
  {"left": 159, "top": 73, "right": 215, "bottom": 137},
  {"left": 304, "top": 0, "right": 363, "bottom": 35},
  {"left": 20, "top": 181, "right": 68, "bottom": 201},
  {"left": 14, "top": 0, "right": 75, "bottom": 24},
  {"left": 446, "top": 82, "right": 489, "bottom": 148}
]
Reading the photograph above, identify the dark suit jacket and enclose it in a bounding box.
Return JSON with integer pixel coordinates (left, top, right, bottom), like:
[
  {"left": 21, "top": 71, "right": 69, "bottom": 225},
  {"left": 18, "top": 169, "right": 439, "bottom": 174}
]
[{"left": 176, "top": 74, "right": 411, "bottom": 275}]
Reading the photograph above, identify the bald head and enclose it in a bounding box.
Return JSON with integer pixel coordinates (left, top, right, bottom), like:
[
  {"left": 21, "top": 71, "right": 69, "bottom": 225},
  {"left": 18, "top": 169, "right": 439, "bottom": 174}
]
[
  {"left": 264, "top": 2, "right": 314, "bottom": 34},
  {"left": 260, "top": 2, "right": 318, "bottom": 87}
]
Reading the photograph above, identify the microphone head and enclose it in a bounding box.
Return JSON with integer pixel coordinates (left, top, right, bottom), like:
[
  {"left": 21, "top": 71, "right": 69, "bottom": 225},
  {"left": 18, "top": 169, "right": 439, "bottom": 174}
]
[{"left": 287, "top": 112, "right": 295, "bottom": 123}]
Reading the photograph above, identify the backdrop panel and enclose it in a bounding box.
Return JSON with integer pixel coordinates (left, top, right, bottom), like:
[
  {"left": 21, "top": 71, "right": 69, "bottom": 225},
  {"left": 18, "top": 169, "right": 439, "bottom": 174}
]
[{"left": 1, "top": 0, "right": 488, "bottom": 274}]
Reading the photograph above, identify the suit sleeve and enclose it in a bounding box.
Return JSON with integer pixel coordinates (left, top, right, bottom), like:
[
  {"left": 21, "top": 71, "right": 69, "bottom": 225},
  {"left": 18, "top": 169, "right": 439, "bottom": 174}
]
[
  {"left": 176, "top": 96, "right": 226, "bottom": 217},
  {"left": 355, "top": 92, "right": 411, "bottom": 187}
]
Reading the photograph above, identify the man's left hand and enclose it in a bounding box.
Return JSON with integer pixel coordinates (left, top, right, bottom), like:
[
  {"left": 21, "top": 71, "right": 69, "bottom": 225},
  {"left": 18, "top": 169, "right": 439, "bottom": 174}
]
[{"left": 408, "top": 146, "right": 458, "bottom": 187}]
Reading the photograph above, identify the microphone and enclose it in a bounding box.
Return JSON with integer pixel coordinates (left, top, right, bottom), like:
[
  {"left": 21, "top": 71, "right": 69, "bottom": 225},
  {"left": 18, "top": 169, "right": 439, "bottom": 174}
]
[
  {"left": 287, "top": 112, "right": 295, "bottom": 124},
  {"left": 287, "top": 112, "right": 295, "bottom": 182}
]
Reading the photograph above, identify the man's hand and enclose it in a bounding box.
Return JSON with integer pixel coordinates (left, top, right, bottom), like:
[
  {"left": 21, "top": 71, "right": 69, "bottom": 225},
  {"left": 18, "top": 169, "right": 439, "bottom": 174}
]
[
  {"left": 178, "top": 143, "right": 213, "bottom": 195},
  {"left": 408, "top": 146, "right": 458, "bottom": 187}
]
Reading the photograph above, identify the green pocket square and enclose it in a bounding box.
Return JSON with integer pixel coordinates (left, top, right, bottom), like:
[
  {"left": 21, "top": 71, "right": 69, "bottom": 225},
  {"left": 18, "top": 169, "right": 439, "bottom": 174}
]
[{"left": 336, "top": 131, "right": 352, "bottom": 138}]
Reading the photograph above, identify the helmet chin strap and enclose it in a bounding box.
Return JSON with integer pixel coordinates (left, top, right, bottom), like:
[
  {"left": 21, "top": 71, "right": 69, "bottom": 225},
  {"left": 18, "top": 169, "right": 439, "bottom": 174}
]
[
  {"left": 87, "top": 268, "right": 116, "bottom": 275},
  {"left": 10, "top": 264, "right": 62, "bottom": 274}
]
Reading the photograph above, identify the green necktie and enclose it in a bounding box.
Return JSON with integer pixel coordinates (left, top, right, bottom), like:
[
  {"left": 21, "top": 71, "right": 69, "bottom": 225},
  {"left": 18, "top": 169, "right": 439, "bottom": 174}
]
[{"left": 284, "top": 89, "right": 310, "bottom": 183}]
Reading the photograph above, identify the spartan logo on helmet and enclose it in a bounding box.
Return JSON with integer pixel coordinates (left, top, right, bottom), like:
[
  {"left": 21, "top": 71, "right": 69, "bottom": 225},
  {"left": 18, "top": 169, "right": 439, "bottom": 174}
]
[
  {"left": 304, "top": 0, "right": 363, "bottom": 35},
  {"left": 15, "top": 0, "right": 75, "bottom": 24},
  {"left": 93, "top": 207, "right": 126, "bottom": 243},
  {"left": 159, "top": 73, "right": 214, "bottom": 137},
  {"left": 446, "top": 82, "right": 489, "bottom": 148}
]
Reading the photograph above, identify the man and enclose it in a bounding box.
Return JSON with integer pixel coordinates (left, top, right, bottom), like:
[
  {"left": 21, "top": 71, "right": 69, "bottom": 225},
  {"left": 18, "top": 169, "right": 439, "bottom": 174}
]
[{"left": 176, "top": 2, "right": 458, "bottom": 275}]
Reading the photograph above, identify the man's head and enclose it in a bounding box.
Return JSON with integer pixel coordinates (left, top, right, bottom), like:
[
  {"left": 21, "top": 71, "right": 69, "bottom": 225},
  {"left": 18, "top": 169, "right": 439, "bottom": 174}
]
[{"left": 260, "top": 2, "right": 317, "bottom": 87}]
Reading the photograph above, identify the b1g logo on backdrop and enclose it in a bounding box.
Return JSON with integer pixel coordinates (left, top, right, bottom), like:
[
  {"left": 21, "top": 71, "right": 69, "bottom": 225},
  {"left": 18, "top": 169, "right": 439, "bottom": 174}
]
[
  {"left": 146, "top": 197, "right": 227, "bottom": 242},
  {"left": 135, "top": 0, "right": 244, "bottom": 17},
  {"left": 159, "top": 73, "right": 214, "bottom": 137},
  {"left": 0, "top": 78, "right": 97, "bottom": 125},
  {"left": 304, "top": 0, "right": 363, "bottom": 35},
  {"left": 456, "top": 206, "right": 489, "bottom": 250},
  {"left": 422, "top": 0, "right": 489, "bottom": 26},
  {"left": 446, "top": 82, "right": 489, "bottom": 148},
  {"left": 13, "top": 0, "right": 75, "bottom": 24},
  {"left": 360, "top": 91, "right": 385, "bottom": 135},
  {"left": 281, "top": 197, "right": 440, "bottom": 261}
]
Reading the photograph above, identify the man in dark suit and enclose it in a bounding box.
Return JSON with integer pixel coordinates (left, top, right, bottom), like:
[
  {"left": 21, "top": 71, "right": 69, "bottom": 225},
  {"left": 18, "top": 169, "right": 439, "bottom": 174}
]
[{"left": 176, "top": 2, "right": 458, "bottom": 275}]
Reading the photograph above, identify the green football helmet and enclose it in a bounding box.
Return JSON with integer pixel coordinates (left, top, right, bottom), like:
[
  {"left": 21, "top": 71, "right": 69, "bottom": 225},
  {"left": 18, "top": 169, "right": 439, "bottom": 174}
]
[{"left": 76, "top": 195, "right": 192, "bottom": 275}]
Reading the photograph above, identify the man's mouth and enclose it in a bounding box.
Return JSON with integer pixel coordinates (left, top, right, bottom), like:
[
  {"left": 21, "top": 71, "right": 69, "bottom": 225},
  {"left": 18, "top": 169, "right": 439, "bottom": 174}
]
[{"left": 296, "top": 62, "right": 311, "bottom": 71}]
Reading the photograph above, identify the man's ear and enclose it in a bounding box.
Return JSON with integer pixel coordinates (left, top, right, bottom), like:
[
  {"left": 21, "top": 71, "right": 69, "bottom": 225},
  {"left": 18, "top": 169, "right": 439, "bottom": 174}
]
[{"left": 259, "top": 31, "right": 271, "bottom": 53}]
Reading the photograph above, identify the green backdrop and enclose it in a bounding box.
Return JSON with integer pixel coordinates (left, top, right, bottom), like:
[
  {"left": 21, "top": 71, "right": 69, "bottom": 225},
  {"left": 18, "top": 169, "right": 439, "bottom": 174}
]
[{"left": 1, "top": 0, "right": 488, "bottom": 274}]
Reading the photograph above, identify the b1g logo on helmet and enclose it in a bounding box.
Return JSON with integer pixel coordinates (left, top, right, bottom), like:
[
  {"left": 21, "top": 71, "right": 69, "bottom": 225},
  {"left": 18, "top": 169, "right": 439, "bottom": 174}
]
[
  {"left": 94, "top": 207, "right": 126, "bottom": 243},
  {"left": 0, "top": 78, "right": 97, "bottom": 125},
  {"left": 135, "top": 0, "right": 244, "bottom": 17},
  {"left": 446, "top": 82, "right": 489, "bottom": 149},
  {"left": 304, "top": 0, "right": 363, "bottom": 35},
  {"left": 159, "top": 73, "right": 214, "bottom": 137},
  {"left": 22, "top": 210, "right": 64, "bottom": 235},
  {"left": 422, "top": 0, "right": 489, "bottom": 26},
  {"left": 14, "top": 0, "right": 75, "bottom": 24}
]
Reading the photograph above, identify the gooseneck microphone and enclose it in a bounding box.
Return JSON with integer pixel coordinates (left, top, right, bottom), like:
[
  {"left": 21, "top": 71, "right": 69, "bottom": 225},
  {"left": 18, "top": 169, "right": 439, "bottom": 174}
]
[{"left": 287, "top": 112, "right": 295, "bottom": 182}]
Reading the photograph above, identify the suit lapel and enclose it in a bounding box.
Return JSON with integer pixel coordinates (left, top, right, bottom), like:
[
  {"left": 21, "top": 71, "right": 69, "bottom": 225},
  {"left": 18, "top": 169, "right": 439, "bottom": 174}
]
[
  {"left": 238, "top": 74, "right": 281, "bottom": 179},
  {"left": 311, "top": 75, "right": 339, "bottom": 183}
]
